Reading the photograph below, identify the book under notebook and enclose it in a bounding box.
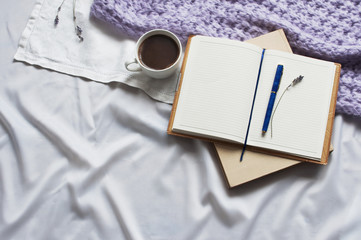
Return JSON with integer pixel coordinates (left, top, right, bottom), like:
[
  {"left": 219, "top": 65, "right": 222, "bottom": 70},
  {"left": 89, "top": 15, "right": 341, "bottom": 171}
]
[{"left": 168, "top": 35, "right": 340, "bottom": 162}]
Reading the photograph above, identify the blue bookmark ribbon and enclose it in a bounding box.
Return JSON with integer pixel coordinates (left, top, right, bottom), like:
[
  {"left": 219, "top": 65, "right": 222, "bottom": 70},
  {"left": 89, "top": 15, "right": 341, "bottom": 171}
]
[{"left": 240, "top": 48, "right": 266, "bottom": 161}]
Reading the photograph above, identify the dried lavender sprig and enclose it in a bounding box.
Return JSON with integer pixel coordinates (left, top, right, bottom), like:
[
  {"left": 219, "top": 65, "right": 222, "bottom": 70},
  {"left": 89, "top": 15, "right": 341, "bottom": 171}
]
[
  {"left": 54, "top": 0, "right": 66, "bottom": 26},
  {"left": 73, "top": 0, "right": 84, "bottom": 42},
  {"left": 270, "top": 75, "right": 304, "bottom": 138},
  {"left": 287, "top": 75, "right": 304, "bottom": 89},
  {"left": 75, "top": 24, "right": 84, "bottom": 41}
]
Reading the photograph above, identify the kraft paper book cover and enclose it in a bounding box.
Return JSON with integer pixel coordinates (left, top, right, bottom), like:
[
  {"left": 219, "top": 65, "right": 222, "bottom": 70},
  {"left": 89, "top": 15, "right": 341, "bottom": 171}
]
[{"left": 168, "top": 29, "right": 340, "bottom": 186}]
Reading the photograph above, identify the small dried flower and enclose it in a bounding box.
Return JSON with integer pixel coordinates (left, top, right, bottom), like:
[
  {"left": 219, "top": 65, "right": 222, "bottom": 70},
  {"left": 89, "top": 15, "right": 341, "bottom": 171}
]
[
  {"left": 53, "top": 0, "right": 84, "bottom": 42},
  {"left": 77, "top": 35, "right": 84, "bottom": 42},
  {"left": 287, "top": 75, "right": 303, "bottom": 89},
  {"left": 76, "top": 26, "right": 84, "bottom": 41},
  {"left": 76, "top": 26, "right": 82, "bottom": 35},
  {"left": 54, "top": 15, "right": 59, "bottom": 26},
  {"left": 270, "top": 75, "right": 304, "bottom": 137},
  {"left": 54, "top": 1, "right": 64, "bottom": 27}
]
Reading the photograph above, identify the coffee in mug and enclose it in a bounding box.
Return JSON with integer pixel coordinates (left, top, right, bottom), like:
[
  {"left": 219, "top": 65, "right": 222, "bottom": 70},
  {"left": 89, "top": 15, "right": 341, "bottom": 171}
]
[
  {"left": 125, "top": 29, "right": 182, "bottom": 79},
  {"left": 138, "top": 34, "right": 180, "bottom": 70}
]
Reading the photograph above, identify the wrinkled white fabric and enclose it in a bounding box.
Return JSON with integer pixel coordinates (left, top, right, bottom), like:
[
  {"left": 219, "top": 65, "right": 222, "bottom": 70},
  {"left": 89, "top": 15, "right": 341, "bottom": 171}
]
[
  {"left": 1, "top": 1, "right": 361, "bottom": 239},
  {"left": 14, "top": 0, "right": 178, "bottom": 104}
]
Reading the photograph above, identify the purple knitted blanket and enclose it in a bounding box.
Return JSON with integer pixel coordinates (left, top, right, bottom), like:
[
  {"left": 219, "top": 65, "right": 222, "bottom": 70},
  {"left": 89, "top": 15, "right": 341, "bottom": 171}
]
[{"left": 91, "top": 0, "right": 361, "bottom": 118}]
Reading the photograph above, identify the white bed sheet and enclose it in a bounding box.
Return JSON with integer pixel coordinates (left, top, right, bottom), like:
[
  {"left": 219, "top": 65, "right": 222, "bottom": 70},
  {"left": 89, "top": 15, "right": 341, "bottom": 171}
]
[{"left": 1, "top": 1, "right": 361, "bottom": 239}]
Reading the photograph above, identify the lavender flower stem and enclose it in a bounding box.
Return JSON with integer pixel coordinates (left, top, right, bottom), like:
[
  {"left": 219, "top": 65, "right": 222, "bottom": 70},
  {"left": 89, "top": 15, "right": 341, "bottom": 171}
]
[{"left": 270, "top": 75, "right": 304, "bottom": 138}]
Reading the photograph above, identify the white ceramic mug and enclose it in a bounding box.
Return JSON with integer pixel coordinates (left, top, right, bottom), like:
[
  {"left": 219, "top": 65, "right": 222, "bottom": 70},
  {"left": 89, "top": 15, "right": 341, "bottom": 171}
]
[{"left": 125, "top": 29, "right": 182, "bottom": 79}]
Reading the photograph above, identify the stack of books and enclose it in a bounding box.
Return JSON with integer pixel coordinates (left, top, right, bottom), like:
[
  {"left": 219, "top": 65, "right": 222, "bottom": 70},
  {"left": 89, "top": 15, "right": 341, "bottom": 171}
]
[{"left": 167, "top": 29, "right": 340, "bottom": 188}]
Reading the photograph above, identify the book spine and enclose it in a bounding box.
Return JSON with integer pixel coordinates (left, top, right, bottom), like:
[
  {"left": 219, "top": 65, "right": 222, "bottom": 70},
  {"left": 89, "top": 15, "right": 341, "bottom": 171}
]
[{"left": 167, "top": 35, "right": 195, "bottom": 134}]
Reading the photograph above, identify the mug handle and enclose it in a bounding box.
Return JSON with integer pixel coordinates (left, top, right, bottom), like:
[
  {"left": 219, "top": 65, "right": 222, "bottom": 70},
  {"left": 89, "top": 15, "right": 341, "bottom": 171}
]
[{"left": 125, "top": 58, "right": 142, "bottom": 72}]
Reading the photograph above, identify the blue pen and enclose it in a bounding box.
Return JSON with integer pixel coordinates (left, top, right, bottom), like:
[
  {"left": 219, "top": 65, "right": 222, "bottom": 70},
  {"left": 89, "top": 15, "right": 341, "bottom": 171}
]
[{"left": 262, "top": 64, "right": 283, "bottom": 134}]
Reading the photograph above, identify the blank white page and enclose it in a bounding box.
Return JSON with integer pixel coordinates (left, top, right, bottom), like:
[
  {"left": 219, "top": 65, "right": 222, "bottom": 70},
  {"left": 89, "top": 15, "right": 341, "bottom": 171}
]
[
  {"left": 248, "top": 50, "right": 336, "bottom": 160},
  {"left": 172, "top": 36, "right": 263, "bottom": 143}
]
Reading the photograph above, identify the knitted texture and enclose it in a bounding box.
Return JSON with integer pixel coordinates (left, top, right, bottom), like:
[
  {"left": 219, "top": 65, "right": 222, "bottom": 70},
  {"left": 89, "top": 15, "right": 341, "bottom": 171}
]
[{"left": 91, "top": 0, "right": 361, "bottom": 118}]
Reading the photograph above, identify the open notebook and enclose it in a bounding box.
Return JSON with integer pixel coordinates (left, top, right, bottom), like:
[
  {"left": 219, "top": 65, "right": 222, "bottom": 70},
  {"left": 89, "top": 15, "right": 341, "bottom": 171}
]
[{"left": 168, "top": 33, "right": 340, "bottom": 164}]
